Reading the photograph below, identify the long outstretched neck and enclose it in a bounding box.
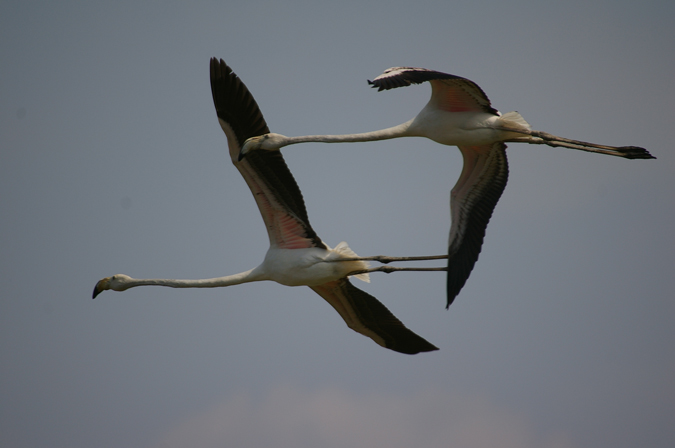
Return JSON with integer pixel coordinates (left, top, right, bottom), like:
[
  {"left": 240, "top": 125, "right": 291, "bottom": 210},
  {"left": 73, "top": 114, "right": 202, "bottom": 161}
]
[
  {"left": 280, "top": 120, "right": 415, "bottom": 146},
  {"left": 127, "top": 271, "right": 260, "bottom": 289},
  {"left": 93, "top": 268, "right": 265, "bottom": 298}
]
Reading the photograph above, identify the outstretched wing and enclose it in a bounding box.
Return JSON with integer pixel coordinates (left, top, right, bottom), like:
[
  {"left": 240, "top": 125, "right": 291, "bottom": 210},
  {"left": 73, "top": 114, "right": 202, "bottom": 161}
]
[
  {"left": 311, "top": 278, "right": 438, "bottom": 355},
  {"left": 210, "top": 58, "right": 325, "bottom": 250},
  {"left": 369, "top": 67, "right": 505, "bottom": 306},
  {"left": 211, "top": 59, "right": 437, "bottom": 353},
  {"left": 368, "top": 67, "right": 499, "bottom": 115},
  {"left": 447, "top": 142, "right": 509, "bottom": 307}
]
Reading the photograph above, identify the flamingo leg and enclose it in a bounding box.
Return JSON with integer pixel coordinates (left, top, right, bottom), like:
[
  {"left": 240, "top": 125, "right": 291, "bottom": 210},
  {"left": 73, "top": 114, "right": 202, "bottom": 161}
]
[
  {"left": 507, "top": 132, "right": 654, "bottom": 159},
  {"left": 329, "top": 254, "right": 449, "bottom": 264},
  {"left": 347, "top": 266, "right": 448, "bottom": 277}
]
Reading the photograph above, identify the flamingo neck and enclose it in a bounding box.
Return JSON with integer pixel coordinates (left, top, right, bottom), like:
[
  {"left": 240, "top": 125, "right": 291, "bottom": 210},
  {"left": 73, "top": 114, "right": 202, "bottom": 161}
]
[
  {"left": 122, "top": 268, "right": 265, "bottom": 290},
  {"left": 281, "top": 120, "right": 415, "bottom": 146}
]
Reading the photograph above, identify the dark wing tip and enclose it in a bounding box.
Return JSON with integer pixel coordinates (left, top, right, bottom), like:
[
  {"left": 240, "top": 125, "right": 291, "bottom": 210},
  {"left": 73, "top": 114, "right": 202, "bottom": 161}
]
[
  {"left": 341, "top": 281, "right": 439, "bottom": 355},
  {"left": 367, "top": 78, "right": 388, "bottom": 92},
  {"left": 209, "top": 58, "right": 270, "bottom": 149},
  {"left": 395, "top": 339, "right": 439, "bottom": 355}
]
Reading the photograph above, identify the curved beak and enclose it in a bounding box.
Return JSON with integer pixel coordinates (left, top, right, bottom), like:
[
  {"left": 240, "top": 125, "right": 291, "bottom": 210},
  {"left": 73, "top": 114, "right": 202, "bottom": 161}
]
[
  {"left": 92, "top": 277, "right": 110, "bottom": 299},
  {"left": 238, "top": 138, "right": 254, "bottom": 161}
]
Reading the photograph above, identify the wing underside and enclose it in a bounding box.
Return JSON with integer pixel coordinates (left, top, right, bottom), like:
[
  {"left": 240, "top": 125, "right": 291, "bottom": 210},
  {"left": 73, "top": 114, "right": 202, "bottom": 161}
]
[
  {"left": 311, "top": 279, "right": 438, "bottom": 355},
  {"left": 209, "top": 58, "right": 325, "bottom": 249},
  {"left": 447, "top": 142, "right": 509, "bottom": 307}
]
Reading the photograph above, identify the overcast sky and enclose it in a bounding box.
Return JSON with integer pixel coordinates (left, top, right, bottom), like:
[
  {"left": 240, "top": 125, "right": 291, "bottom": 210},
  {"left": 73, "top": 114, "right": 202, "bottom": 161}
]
[{"left": 2, "top": 1, "right": 674, "bottom": 447}]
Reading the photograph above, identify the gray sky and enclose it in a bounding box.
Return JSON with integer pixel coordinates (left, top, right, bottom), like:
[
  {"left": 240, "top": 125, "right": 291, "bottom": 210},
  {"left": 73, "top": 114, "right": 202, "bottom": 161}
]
[{"left": 2, "top": 1, "right": 673, "bottom": 447}]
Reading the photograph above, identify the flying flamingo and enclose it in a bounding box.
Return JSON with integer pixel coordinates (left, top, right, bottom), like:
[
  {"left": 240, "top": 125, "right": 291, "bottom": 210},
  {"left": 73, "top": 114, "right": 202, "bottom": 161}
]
[
  {"left": 92, "top": 59, "right": 443, "bottom": 355},
  {"left": 240, "top": 66, "right": 655, "bottom": 307}
]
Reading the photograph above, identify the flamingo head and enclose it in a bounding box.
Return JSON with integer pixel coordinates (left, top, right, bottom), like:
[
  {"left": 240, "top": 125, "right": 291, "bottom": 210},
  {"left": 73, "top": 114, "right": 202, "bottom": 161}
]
[
  {"left": 92, "top": 274, "right": 133, "bottom": 298},
  {"left": 239, "top": 133, "right": 287, "bottom": 160}
]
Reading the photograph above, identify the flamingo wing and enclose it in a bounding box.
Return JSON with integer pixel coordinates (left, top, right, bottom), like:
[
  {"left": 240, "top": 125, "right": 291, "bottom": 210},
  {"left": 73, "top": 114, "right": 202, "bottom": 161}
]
[
  {"left": 210, "top": 58, "right": 325, "bottom": 250},
  {"left": 368, "top": 67, "right": 498, "bottom": 114},
  {"left": 311, "top": 279, "right": 438, "bottom": 354},
  {"left": 447, "top": 142, "right": 509, "bottom": 307},
  {"left": 211, "top": 59, "right": 436, "bottom": 353}
]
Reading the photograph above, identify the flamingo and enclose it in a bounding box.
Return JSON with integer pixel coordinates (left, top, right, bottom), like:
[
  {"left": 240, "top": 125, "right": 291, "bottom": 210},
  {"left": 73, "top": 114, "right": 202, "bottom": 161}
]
[
  {"left": 240, "top": 66, "right": 655, "bottom": 307},
  {"left": 92, "top": 59, "right": 443, "bottom": 355}
]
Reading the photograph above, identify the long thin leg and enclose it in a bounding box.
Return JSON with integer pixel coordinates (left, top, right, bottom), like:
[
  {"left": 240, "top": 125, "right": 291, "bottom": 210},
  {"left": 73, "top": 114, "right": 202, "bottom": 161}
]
[
  {"left": 347, "top": 266, "right": 448, "bottom": 277},
  {"left": 506, "top": 131, "right": 654, "bottom": 159},
  {"left": 329, "top": 254, "right": 449, "bottom": 264}
]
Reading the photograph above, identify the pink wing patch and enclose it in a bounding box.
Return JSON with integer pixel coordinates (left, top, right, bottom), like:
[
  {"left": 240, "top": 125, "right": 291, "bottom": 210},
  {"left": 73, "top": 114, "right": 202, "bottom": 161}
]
[
  {"left": 272, "top": 212, "right": 316, "bottom": 249},
  {"left": 429, "top": 80, "right": 488, "bottom": 113},
  {"left": 237, "top": 160, "right": 317, "bottom": 250}
]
